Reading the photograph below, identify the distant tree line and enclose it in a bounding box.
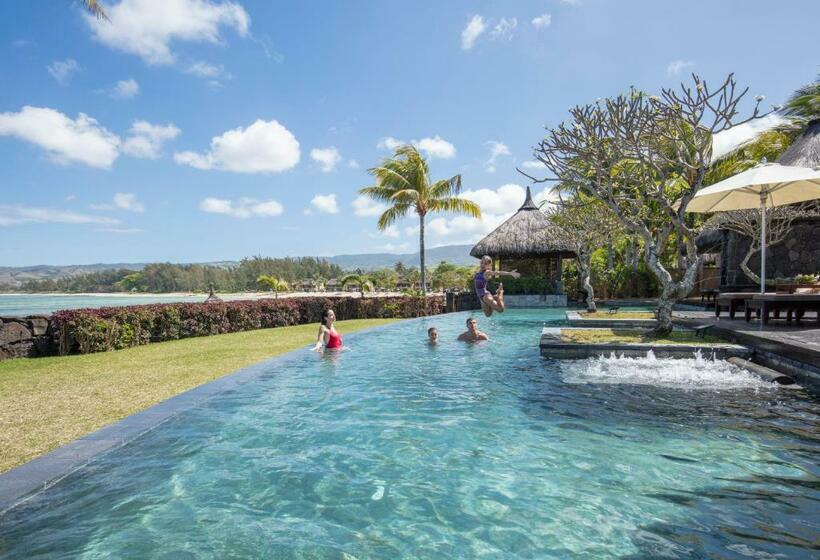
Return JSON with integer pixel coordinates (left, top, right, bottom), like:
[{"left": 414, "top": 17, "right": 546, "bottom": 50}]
[
  {"left": 18, "top": 257, "right": 344, "bottom": 293},
  {"left": 16, "top": 258, "right": 478, "bottom": 294}
]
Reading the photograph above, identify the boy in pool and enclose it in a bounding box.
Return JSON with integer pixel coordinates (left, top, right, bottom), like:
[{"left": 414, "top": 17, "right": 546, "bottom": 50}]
[
  {"left": 427, "top": 327, "right": 439, "bottom": 345},
  {"left": 474, "top": 255, "right": 520, "bottom": 317},
  {"left": 458, "top": 317, "right": 488, "bottom": 342}
]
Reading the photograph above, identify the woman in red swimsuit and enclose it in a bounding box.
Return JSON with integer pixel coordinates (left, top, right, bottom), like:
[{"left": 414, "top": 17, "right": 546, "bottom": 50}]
[{"left": 314, "top": 308, "right": 343, "bottom": 351}]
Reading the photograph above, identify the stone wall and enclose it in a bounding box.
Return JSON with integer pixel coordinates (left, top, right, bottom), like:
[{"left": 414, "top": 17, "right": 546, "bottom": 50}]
[
  {"left": 504, "top": 294, "right": 567, "bottom": 308},
  {"left": 720, "top": 217, "right": 820, "bottom": 287},
  {"left": 0, "top": 316, "right": 57, "bottom": 360}
]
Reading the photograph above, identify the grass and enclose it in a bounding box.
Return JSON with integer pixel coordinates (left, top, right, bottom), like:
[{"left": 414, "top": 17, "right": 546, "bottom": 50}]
[
  {"left": 577, "top": 311, "right": 656, "bottom": 320},
  {"left": 0, "top": 318, "right": 397, "bottom": 474},
  {"left": 561, "top": 328, "right": 726, "bottom": 345}
]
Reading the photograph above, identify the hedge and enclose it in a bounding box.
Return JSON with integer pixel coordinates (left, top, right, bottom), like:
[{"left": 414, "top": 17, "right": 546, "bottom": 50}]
[{"left": 52, "top": 296, "right": 444, "bottom": 355}]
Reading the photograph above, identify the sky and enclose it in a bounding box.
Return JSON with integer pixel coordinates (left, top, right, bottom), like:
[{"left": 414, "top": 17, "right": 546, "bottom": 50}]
[{"left": 0, "top": 0, "right": 818, "bottom": 267}]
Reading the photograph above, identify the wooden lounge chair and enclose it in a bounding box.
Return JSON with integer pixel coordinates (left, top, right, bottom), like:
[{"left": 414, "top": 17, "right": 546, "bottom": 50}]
[
  {"left": 744, "top": 293, "right": 820, "bottom": 326},
  {"left": 715, "top": 293, "right": 755, "bottom": 319}
]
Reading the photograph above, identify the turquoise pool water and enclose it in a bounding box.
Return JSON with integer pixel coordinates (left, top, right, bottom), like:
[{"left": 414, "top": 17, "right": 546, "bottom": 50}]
[{"left": 1, "top": 309, "right": 818, "bottom": 558}]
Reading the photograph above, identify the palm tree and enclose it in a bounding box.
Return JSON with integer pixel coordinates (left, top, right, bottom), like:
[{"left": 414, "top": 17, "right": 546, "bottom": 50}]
[
  {"left": 78, "top": 0, "right": 110, "bottom": 21},
  {"left": 257, "top": 275, "right": 288, "bottom": 298},
  {"left": 341, "top": 274, "right": 373, "bottom": 298},
  {"left": 360, "top": 145, "right": 481, "bottom": 295},
  {"left": 783, "top": 75, "right": 819, "bottom": 123}
]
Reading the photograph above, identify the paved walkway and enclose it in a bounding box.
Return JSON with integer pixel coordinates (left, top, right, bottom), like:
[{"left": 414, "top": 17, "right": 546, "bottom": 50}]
[{"left": 674, "top": 310, "right": 820, "bottom": 385}]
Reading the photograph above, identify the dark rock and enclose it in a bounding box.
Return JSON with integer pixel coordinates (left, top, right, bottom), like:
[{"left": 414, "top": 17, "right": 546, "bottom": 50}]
[
  {"left": 8, "top": 340, "right": 36, "bottom": 358},
  {"left": 0, "top": 321, "right": 32, "bottom": 345}
]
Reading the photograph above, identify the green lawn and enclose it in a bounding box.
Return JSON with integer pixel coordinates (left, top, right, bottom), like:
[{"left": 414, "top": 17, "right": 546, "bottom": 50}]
[
  {"left": 561, "top": 328, "right": 726, "bottom": 345},
  {"left": 578, "top": 311, "right": 656, "bottom": 320},
  {"left": 0, "top": 319, "right": 397, "bottom": 474}
]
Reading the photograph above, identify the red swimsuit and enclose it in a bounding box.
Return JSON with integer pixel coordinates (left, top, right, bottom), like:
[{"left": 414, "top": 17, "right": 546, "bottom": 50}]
[{"left": 326, "top": 329, "right": 343, "bottom": 349}]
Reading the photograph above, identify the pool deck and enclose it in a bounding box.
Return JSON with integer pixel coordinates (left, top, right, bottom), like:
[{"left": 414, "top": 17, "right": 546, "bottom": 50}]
[{"left": 673, "top": 310, "right": 820, "bottom": 388}]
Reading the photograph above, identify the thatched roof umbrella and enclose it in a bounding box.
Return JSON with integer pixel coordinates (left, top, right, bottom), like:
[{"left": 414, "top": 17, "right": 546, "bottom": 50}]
[
  {"left": 470, "top": 187, "right": 575, "bottom": 259},
  {"left": 778, "top": 119, "right": 820, "bottom": 168}
]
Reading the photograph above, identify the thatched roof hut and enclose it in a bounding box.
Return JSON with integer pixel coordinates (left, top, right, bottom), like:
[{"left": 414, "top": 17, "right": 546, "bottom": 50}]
[
  {"left": 470, "top": 187, "right": 575, "bottom": 280},
  {"left": 778, "top": 119, "right": 820, "bottom": 168},
  {"left": 470, "top": 187, "right": 575, "bottom": 259}
]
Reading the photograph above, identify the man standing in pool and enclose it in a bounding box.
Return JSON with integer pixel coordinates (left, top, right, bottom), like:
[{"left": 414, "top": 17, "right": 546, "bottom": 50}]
[
  {"left": 475, "top": 255, "right": 520, "bottom": 317},
  {"left": 458, "top": 317, "right": 488, "bottom": 342}
]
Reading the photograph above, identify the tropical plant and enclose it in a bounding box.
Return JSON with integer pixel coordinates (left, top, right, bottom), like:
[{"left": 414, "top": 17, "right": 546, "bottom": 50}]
[
  {"left": 546, "top": 194, "right": 621, "bottom": 312},
  {"left": 257, "top": 275, "right": 289, "bottom": 298},
  {"left": 783, "top": 75, "right": 820, "bottom": 123},
  {"left": 341, "top": 274, "right": 374, "bottom": 298},
  {"left": 360, "top": 145, "right": 481, "bottom": 295},
  {"left": 532, "top": 74, "right": 768, "bottom": 335},
  {"left": 78, "top": 0, "right": 109, "bottom": 20}
]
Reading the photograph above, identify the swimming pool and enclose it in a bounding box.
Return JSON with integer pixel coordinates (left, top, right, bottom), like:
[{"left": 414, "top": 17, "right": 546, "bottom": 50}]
[{"left": 1, "top": 309, "right": 817, "bottom": 558}]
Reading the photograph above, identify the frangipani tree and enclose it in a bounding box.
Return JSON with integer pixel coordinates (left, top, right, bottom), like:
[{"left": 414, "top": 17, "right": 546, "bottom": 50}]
[
  {"left": 360, "top": 145, "right": 481, "bottom": 295},
  {"left": 545, "top": 193, "right": 621, "bottom": 312},
  {"left": 529, "top": 74, "right": 768, "bottom": 335},
  {"left": 257, "top": 275, "right": 288, "bottom": 298}
]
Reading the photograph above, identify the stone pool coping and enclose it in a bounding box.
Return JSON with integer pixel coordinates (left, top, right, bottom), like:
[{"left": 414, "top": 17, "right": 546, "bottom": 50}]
[
  {"left": 0, "top": 317, "right": 421, "bottom": 516},
  {"left": 540, "top": 327, "right": 752, "bottom": 360},
  {"left": 565, "top": 310, "right": 658, "bottom": 329}
]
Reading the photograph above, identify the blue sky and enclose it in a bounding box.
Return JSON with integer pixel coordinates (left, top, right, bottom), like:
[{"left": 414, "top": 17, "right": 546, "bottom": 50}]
[{"left": 1, "top": 0, "right": 818, "bottom": 266}]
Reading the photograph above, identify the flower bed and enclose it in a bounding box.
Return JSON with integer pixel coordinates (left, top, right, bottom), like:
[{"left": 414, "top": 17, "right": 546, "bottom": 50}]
[{"left": 52, "top": 296, "right": 444, "bottom": 355}]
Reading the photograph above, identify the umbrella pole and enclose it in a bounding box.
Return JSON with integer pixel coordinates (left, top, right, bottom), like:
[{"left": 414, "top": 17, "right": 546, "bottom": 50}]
[{"left": 759, "top": 192, "right": 767, "bottom": 294}]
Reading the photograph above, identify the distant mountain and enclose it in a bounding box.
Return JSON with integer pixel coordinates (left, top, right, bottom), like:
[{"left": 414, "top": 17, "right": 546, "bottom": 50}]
[
  {"left": 0, "top": 245, "right": 477, "bottom": 288},
  {"left": 327, "top": 244, "right": 476, "bottom": 270}
]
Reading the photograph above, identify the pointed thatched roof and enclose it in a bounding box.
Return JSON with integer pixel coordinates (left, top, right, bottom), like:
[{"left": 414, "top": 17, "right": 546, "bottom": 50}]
[
  {"left": 778, "top": 119, "right": 820, "bottom": 168},
  {"left": 470, "top": 187, "right": 575, "bottom": 258}
]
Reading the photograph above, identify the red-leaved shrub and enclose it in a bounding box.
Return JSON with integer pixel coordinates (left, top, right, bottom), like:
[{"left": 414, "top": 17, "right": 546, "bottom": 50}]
[{"left": 52, "top": 296, "right": 444, "bottom": 355}]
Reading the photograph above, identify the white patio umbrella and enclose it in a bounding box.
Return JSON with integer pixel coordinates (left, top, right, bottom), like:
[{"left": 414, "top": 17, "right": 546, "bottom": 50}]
[{"left": 686, "top": 162, "right": 820, "bottom": 293}]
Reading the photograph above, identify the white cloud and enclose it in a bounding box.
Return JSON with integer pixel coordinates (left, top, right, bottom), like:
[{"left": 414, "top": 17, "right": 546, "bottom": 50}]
[
  {"left": 47, "top": 59, "right": 80, "bottom": 85},
  {"left": 667, "top": 60, "right": 694, "bottom": 76},
  {"left": 0, "top": 106, "right": 120, "bottom": 169},
  {"left": 310, "top": 193, "right": 339, "bottom": 214},
  {"left": 84, "top": 0, "right": 250, "bottom": 65},
  {"left": 425, "top": 184, "right": 556, "bottom": 244},
  {"left": 174, "top": 119, "right": 300, "bottom": 173},
  {"left": 369, "top": 225, "right": 400, "bottom": 239},
  {"left": 347, "top": 159, "right": 360, "bottom": 169},
  {"left": 310, "top": 146, "right": 342, "bottom": 172},
  {"left": 95, "top": 227, "right": 144, "bottom": 234},
  {"left": 485, "top": 141, "right": 511, "bottom": 172},
  {"left": 415, "top": 135, "right": 456, "bottom": 159},
  {"left": 352, "top": 195, "right": 387, "bottom": 217},
  {"left": 376, "top": 135, "right": 455, "bottom": 159},
  {"left": 461, "top": 15, "right": 486, "bottom": 50},
  {"left": 122, "top": 120, "right": 180, "bottom": 159},
  {"left": 186, "top": 60, "right": 223, "bottom": 77},
  {"left": 489, "top": 18, "right": 517, "bottom": 41},
  {"left": 377, "top": 136, "right": 403, "bottom": 151},
  {"left": 0, "top": 205, "right": 119, "bottom": 227},
  {"left": 114, "top": 192, "right": 145, "bottom": 212},
  {"left": 711, "top": 113, "right": 789, "bottom": 162},
  {"left": 91, "top": 192, "right": 144, "bottom": 212},
  {"left": 111, "top": 78, "right": 140, "bottom": 99},
  {"left": 199, "top": 197, "right": 283, "bottom": 218},
  {"left": 532, "top": 13, "right": 552, "bottom": 29}
]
